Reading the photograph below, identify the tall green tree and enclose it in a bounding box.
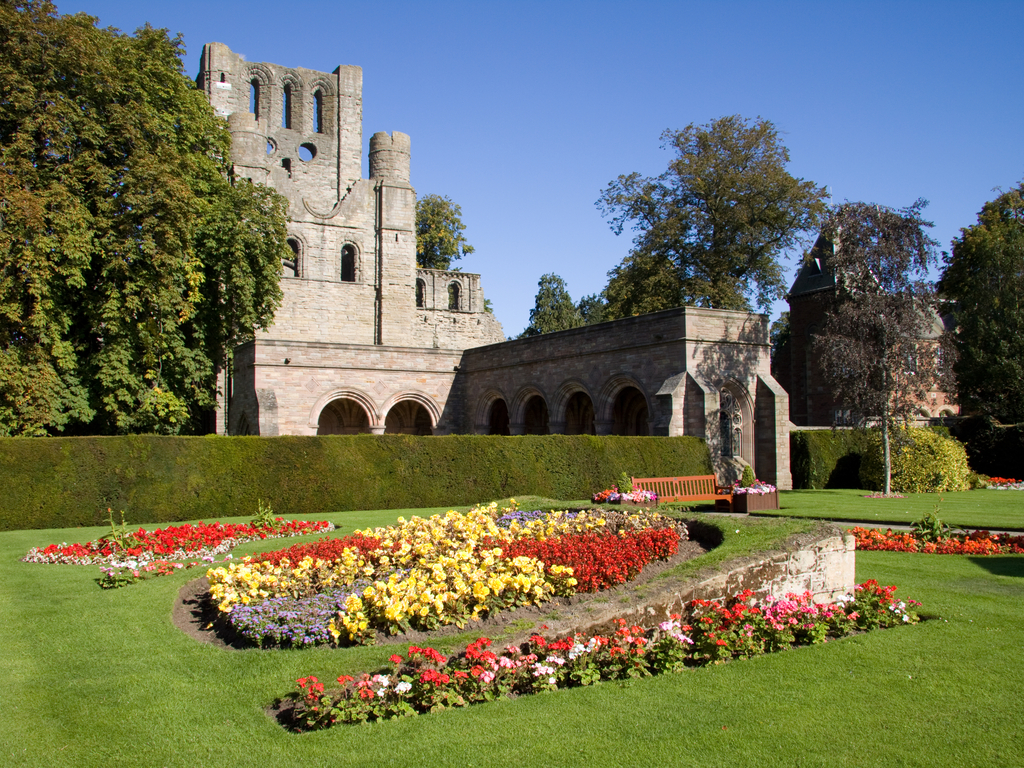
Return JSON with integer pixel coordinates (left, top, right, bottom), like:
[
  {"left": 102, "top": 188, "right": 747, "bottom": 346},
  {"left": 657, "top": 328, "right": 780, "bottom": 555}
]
[
  {"left": 813, "top": 200, "right": 948, "bottom": 496},
  {"left": 597, "top": 115, "right": 828, "bottom": 318},
  {"left": 519, "top": 273, "right": 583, "bottom": 337},
  {"left": 415, "top": 194, "right": 474, "bottom": 270},
  {"left": 0, "top": 1, "right": 288, "bottom": 436},
  {"left": 938, "top": 182, "right": 1024, "bottom": 423}
]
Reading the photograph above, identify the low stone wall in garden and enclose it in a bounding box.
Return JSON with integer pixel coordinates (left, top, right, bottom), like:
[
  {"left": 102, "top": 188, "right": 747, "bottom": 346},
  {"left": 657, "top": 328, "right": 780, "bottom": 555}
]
[{"left": 572, "top": 523, "right": 855, "bottom": 638}]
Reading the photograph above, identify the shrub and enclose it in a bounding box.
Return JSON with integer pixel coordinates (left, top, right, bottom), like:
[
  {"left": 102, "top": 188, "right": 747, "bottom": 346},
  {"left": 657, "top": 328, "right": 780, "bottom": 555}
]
[
  {"left": 739, "top": 465, "right": 756, "bottom": 487},
  {"left": 858, "top": 428, "right": 972, "bottom": 493},
  {"left": 790, "top": 430, "right": 875, "bottom": 489}
]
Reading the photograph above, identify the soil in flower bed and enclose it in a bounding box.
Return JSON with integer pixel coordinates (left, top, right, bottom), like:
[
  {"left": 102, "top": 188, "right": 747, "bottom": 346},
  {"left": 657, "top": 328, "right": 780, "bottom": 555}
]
[{"left": 172, "top": 538, "right": 711, "bottom": 651}]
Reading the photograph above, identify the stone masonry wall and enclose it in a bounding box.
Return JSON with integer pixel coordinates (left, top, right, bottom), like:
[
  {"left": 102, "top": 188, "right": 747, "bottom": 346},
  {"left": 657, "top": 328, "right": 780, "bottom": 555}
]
[{"left": 566, "top": 524, "right": 856, "bottom": 638}]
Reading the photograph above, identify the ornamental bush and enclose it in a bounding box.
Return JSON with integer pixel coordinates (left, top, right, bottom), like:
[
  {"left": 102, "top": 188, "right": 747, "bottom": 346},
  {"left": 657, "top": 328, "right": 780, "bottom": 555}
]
[{"left": 859, "top": 428, "right": 972, "bottom": 493}]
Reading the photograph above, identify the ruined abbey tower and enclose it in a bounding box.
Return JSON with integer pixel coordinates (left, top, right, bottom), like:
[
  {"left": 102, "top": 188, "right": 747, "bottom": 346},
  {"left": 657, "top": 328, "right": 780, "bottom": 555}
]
[
  {"left": 197, "top": 43, "right": 504, "bottom": 436},
  {"left": 197, "top": 43, "right": 792, "bottom": 488}
]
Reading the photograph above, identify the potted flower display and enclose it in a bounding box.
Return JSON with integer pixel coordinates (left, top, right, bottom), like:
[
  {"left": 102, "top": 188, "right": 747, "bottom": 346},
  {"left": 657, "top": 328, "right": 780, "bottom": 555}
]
[{"left": 731, "top": 479, "right": 778, "bottom": 513}]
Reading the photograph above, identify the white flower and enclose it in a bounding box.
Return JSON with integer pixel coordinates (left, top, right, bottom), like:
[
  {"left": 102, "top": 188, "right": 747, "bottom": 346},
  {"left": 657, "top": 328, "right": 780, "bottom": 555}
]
[{"left": 395, "top": 681, "right": 412, "bottom": 693}]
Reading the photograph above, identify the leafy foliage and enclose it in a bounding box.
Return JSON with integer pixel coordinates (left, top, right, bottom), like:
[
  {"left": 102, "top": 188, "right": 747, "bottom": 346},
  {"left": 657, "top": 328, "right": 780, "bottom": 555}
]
[
  {"left": 0, "top": 2, "right": 288, "bottom": 436},
  {"left": 415, "top": 194, "right": 474, "bottom": 270},
  {"left": 812, "top": 200, "right": 951, "bottom": 495},
  {"left": 0, "top": 433, "right": 713, "bottom": 531},
  {"left": 519, "top": 273, "right": 584, "bottom": 336},
  {"left": 597, "top": 115, "right": 828, "bottom": 317},
  {"left": 858, "top": 427, "right": 971, "bottom": 494},
  {"left": 939, "top": 182, "right": 1024, "bottom": 422}
]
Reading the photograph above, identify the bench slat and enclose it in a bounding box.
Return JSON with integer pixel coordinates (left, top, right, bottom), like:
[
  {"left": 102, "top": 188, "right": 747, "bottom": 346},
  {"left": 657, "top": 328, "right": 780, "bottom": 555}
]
[{"left": 631, "top": 474, "right": 733, "bottom": 507}]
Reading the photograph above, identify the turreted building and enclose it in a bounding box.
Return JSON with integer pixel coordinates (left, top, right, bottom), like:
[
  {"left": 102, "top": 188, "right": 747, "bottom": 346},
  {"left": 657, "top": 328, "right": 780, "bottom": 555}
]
[
  {"left": 196, "top": 43, "right": 794, "bottom": 489},
  {"left": 197, "top": 43, "right": 504, "bottom": 436}
]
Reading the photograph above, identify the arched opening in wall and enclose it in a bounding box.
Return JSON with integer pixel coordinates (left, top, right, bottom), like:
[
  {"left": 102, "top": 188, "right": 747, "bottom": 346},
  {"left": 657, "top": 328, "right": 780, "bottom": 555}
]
[
  {"left": 564, "top": 392, "right": 595, "bottom": 435},
  {"left": 488, "top": 399, "right": 510, "bottom": 435},
  {"left": 384, "top": 400, "right": 433, "bottom": 435},
  {"left": 415, "top": 279, "right": 426, "bottom": 308},
  {"left": 282, "top": 83, "right": 293, "bottom": 129},
  {"left": 448, "top": 282, "right": 461, "bottom": 310},
  {"left": 235, "top": 414, "right": 252, "bottom": 436},
  {"left": 341, "top": 245, "right": 356, "bottom": 283},
  {"left": 611, "top": 386, "right": 649, "bottom": 436},
  {"left": 249, "top": 79, "right": 260, "bottom": 117},
  {"left": 313, "top": 89, "right": 323, "bottom": 133},
  {"left": 283, "top": 238, "right": 300, "bottom": 278},
  {"left": 317, "top": 398, "right": 371, "bottom": 435},
  {"left": 524, "top": 395, "right": 549, "bottom": 435}
]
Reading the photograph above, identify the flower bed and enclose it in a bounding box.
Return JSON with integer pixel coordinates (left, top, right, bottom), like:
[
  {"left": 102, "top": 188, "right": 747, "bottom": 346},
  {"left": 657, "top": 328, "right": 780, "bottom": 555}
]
[
  {"left": 283, "top": 580, "right": 919, "bottom": 730},
  {"left": 591, "top": 488, "right": 658, "bottom": 504},
  {"left": 206, "top": 503, "right": 685, "bottom": 647},
  {"left": 987, "top": 477, "right": 1024, "bottom": 490},
  {"left": 852, "top": 527, "right": 1024, "bottom": 554},
  {"left": 22, "top": 518, "right": 335, "bottom": 566}
]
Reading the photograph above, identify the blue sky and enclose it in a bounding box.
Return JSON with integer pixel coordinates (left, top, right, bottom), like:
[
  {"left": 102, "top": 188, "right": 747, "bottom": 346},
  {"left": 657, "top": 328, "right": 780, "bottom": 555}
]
[{"left": 61, "top": 0, "right": 1024, "bottom": 337}]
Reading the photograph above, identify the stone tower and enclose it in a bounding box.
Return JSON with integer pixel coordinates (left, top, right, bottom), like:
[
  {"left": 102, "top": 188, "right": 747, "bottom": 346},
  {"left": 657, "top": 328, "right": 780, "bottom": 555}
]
[{"left": 196, "top": 43, "right": 503, "bottom": 436}]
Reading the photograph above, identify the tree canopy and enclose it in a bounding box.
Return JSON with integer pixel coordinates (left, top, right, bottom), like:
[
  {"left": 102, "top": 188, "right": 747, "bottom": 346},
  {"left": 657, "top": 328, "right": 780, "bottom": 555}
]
[
  {"left": 0, "top": 1, "right": 289, "bottom": 436},
  {"left": 812, "top": 200, "right": 949, "bottom": 495},
  {"left": 597, "top": 115, "right": 828, "bottom": 318},
  {"left": 519, "top": 274, "right": 583, "bottom": 337},
  {"left": 415, "top": 194, "right": 474, "bottom": 270},
  {"left": 939, "top": 182, "right": 1024, "bottom": 423}
]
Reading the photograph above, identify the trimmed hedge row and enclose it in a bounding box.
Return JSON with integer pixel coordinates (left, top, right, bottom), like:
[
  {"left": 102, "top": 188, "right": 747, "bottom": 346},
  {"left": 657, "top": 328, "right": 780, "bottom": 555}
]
[
  {"left": 791, "top": 427, "right": 962, "bottom": 490},
  {"left": 790, "top": 430, "right": 876, "bottom": 490},
  {"left": 0, "top": 434, "right": 712, "bottom": 532},
  {"left": 950, "top": 416, "right": 1024, "bottom": 479}
]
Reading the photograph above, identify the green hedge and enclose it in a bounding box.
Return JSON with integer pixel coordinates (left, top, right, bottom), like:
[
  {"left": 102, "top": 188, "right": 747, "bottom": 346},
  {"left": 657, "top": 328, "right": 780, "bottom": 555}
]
[
  {"left": 791, "top": 427, "right": 965, "bottom": 490},
  {"left": 0, "top": 434, "right": 712, "bottom": 532},
  {"left": 950, "top": 416, "right": 1024, "bottom": 479},
  {"left": 790, "top": 430, "right": 875, "bottom": 489}
]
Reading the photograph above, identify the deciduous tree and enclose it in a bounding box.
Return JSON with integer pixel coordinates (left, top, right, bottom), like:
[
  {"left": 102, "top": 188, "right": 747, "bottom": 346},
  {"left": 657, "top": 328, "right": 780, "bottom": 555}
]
[
  {"left": 813, "top": 200, "right": 949, "bottom": 495},
  {"left": 415, "top": 194, "right": 474, "bottom": 270},
  {"left": 597, "top": 115, "right": 828, "bottom": 318},
  {"left": 938, "top": 182, "right": 1024, "bottom": 423},
  {"left": 0, "top": 1, "right": 288, "bottom": 435}
]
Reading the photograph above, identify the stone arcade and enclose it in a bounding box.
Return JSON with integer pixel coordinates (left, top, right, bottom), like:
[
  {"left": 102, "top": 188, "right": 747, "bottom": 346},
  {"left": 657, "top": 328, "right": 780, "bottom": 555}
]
[{"left": 197, "top": 44, "right": 793, "bottom": 489}]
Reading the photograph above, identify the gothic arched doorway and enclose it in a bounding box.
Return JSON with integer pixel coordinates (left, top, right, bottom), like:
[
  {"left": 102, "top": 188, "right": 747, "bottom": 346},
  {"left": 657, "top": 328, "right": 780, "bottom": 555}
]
[
  {"left": 488, "top": 399, "right": 510, "bottom": 435},
  {"left": 611, "top": 386, "right": 649, "bottom": 436},
  {"left": 317, "top": 398, "right": 371, "bottom": 435},
  {"left": 384, "top": 400, "right": 434, "bottom": 435},
  {"left": 523, "top": 395, "right": 549, "bottom": 435},
  {"left": 564, "top": 391, "right": 595, "bottom": 435}
]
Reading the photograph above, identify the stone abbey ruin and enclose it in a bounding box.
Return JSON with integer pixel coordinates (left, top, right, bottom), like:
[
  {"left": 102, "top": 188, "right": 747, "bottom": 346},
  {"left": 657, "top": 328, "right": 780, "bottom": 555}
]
[{"left": 196, "top": 43, "right": 793, "bottom": 489}]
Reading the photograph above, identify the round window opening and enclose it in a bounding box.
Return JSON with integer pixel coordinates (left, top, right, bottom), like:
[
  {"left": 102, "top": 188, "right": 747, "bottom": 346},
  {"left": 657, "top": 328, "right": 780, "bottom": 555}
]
[
  {"left": 266, "top": 139, "right": 276, "bottom": 155},
  {"left": 298, "top": 143, "right": 317, "bottom": 162}
]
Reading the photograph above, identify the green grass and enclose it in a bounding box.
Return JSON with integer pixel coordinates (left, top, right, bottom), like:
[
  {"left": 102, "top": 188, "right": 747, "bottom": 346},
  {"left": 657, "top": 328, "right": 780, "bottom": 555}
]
[
  {"left": 2, "top": 502, "right": 1022, "bottom": 767},
  {"left": 760, "top": 487, "right": 1024, "bottom": 530}
]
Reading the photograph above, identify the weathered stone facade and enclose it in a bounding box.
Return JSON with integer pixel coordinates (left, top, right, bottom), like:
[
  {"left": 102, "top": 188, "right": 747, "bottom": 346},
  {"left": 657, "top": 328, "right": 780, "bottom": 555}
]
[
  {"left": 197, "top": 44, "right": 504, "bottom": 436},
  {"left": 197, "top": 44, "right": 794, "bottom": 488},
  {"left": 449, "top": 307, "right": 793, "bottom": 488}
]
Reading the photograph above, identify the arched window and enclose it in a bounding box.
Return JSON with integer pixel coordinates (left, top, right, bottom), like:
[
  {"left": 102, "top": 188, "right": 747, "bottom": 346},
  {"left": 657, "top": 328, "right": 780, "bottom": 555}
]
[
  {"left": 415, "top": 279, "right": 426, "bottom": 308},
  {"left": 282, "top": 83, "right": 293, "bottom": 129},
  {"left": 283, "top": 238, "right": 299, "bottom": 278},
  {"left": 448, "top": 281, "right": 461, "bottom": 311},
  {"left": 249, "top": 79, "right": 260, "bottom": 117},
  {"left": 341, "top": 245, "right": 356, "bottom": 283},
  {"left": 313, "top": 89, "right": 324, "bottom": 134}
]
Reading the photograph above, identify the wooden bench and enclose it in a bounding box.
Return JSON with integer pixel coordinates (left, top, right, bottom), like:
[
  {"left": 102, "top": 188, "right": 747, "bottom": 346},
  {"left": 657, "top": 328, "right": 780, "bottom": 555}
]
[{"left": 631, "top": 475, "right": 733, "bottom": 512}]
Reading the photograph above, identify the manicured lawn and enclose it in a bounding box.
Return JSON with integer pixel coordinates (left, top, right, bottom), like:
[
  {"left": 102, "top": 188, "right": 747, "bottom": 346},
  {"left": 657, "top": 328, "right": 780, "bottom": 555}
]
[
  {"left": 1, "top": 503, "right": 1022, "bottom": 767},
  {"left": 759, "top": 487, "right": 1024, "bottom": 530}
]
